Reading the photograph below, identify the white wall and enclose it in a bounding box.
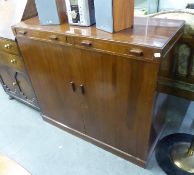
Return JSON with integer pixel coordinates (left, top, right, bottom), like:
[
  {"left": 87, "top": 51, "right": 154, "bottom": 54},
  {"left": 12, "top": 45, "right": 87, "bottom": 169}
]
[
  {"left": 135, "top": 0, "right": 194, "bottom": 13},
  {"left": 135, "top": 0, "right": 159, "bottom": 13},
  {"left": 135, "top": 0, "right": 148, "bottom": 8}
]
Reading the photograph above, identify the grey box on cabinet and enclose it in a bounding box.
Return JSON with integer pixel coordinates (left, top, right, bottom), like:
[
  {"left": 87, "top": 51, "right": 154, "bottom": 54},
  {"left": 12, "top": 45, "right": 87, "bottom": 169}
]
[
  {"left": 94, "top": 0, "right": 134, "bottom": 33},
  {"left": 94, "top": 0, "right": 113, "bottom": 33},
  {"left": 35, "top": 0, "right": 66, "bottom": 25}
]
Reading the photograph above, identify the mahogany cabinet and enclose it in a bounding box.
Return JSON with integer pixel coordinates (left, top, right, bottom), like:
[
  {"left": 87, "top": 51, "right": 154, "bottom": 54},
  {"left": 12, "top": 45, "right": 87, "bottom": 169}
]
[
  {"left": 0, "top": 0, "right": 39, "bottom": 109},
  {"left": 13, "top": 17, "right": 184, "bottom": 167}
]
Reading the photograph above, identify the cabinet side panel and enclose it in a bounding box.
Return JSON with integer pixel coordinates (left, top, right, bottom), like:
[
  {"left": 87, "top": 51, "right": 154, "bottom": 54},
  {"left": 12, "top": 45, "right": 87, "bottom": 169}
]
[
  {"left": 113, "top": 0, "right": 134, "bottom": 32},
  {"left": 22, "top": 0, "right": 38, "bottom": 21},
  {"left": 35, "top": 0, "right": 61, "bottom": 24},
  {"left": 94, "top": 0, "right": 113, "bottom": 33}
]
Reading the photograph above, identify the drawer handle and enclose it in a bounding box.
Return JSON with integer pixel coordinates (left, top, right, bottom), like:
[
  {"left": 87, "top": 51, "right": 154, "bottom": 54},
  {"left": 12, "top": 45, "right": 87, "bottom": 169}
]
[
  {"left": 81, "top": 40, "right": 92, "bottom": 47},
  {"left": 18, "top": 30, "right": 27, "bottom": 35},
  {"left": 10, "top": 59, "right": 17, "bottom": 64},
  {"left": 80, "top": 84, "right": 85, "bottom": 94},
  {"left": 129, "top": 49, "right": 143, "bottom": 57},
  {"left": 49, "top": 35, "right": 58, "bottom": 40},
  {"left": 4, "top": 44, "right": 11, "bottom": 49}
]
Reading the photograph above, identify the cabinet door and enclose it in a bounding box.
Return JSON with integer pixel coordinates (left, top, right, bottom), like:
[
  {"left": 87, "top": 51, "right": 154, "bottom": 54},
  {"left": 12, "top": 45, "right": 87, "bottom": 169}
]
[
  {"left": 77, "top": 48, "right": 159, "bottom": 159},
  {"left": 14, "top": 72, "right": 39, "bottom": 107},
  {"left": 17, "top": 37, "right": 85, "bottom": 133},
  {"left": 0, "top": 67, "right": 17, "bottom": 95}
]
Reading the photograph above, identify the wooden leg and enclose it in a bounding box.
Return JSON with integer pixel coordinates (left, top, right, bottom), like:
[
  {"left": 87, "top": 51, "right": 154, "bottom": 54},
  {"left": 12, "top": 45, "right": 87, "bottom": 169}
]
[{"left": 8, "top": 96, "right": 14, "bottom": 100}]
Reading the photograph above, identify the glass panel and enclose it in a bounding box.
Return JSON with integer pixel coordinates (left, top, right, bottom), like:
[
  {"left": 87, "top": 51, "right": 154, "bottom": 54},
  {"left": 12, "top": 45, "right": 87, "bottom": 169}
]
[
  {"left": 159, "top": 0, "right": 194, "bottom": 11},
  {"left": 175, "top": 44, "right": 191, "bottom": 76},
  {"left": 191, "top": 52, "right": 194, "bottom": 76},
  {"left": 135, "top": 0, "right": 159, "bottom": 15}
]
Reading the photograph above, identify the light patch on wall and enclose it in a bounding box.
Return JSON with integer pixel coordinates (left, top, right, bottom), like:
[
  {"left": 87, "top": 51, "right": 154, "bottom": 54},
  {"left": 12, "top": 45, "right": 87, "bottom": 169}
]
[{"left": 159, "top": 0, "right": 194, "bottom": 11}]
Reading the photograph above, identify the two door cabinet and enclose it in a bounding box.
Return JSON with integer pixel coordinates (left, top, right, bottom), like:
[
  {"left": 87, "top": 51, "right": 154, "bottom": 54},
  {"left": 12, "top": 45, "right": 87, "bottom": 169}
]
[{"left": 13, "top": 16, "right": 184, "bottom": 167}]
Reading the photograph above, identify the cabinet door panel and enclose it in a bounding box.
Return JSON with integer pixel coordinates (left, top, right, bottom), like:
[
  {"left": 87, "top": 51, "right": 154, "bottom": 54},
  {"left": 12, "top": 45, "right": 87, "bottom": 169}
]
[
  {"left": 77, "top": 48, "right": 159, "bottom": 159},
  {"left": 15, "top": 72, "right": 38, "bottom": 106},
  {"left": 0, "top": 67, "right": 17, "bottom": 94},
  {"left": 17, "top": 37, "right": 85, "bottom": 133}
]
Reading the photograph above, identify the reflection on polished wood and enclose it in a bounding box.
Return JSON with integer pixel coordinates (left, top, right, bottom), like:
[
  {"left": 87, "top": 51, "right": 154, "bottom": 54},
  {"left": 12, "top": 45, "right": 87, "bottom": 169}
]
[
  {"left": 13, "top": 16, "right": 184, "bottom": 49},
  {"left": 14, "top": 16, "right": 184, "bottom": 167}
]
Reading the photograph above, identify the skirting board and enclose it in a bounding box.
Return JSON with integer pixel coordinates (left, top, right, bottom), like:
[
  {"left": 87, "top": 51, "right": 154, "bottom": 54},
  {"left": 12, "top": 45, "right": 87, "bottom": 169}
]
[{"left": 42, "top": 115, "right": 146, "bottom": 168}]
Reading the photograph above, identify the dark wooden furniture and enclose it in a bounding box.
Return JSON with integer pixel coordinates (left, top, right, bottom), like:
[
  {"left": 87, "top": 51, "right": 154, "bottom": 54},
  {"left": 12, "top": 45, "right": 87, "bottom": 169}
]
[
  {"left": 159, "top": 35, "right": 194, "bottom": 100},
  {"left": 0, "top": 0, "right": 39, "bottom": 109},
  {"left": 150, "top": 11, "right": 194, "bottom": 101},
  {"left": 13, "top": 17, "right": 184, "bottom": 167},
  {"left": 110, "top": 0, "right": 134, "bottom": 32}
]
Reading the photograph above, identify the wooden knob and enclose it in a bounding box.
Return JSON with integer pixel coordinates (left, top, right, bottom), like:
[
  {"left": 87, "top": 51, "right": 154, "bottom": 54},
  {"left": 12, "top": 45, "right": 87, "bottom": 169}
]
[
  {"left": 81, "top": 40, "right": 92, "bottom": 47},
  {"left": 129, "top": 49, "right": 143, "bottom": 57},
  {"left": 49, "top": 35, "right": 58, "bottom": 40},
  {"left": 18, "top": 30, "right": 27, "bottom": 35}
]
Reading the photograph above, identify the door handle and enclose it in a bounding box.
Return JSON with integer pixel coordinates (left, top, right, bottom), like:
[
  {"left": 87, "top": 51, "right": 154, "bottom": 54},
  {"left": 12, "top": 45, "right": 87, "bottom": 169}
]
[
  {"left": 18, "top": 30, "right": 27, "bottom": 35},
  {"left": 70, "top": 81, "right": 76, "bottom": 92},
  {"left": 80, "top": 84, "right": 85, "bottom": 94},
  {"left": 0, "top": 75, "right": 3, "bottom": 84}
]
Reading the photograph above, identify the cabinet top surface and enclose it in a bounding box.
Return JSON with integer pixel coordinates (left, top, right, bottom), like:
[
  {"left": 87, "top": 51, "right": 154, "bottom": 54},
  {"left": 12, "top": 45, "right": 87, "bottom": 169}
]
[{"left": 13, "top": 16, "right": 184, "bottom": 49}]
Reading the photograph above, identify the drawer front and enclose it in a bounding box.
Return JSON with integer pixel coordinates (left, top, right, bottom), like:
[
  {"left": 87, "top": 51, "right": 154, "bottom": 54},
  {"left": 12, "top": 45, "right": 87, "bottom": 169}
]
[
  {"left": 0, "top": 38, "right": 19, "bottom": 55},
  {"left": 0, "top": 52, "right": 24, "bottom": 72},
  {"left": 66, "top": 35, "right": 160, "bottom": 60},
  {"left": 15, "top": 28, "right": 161, "bottom": 61},
  {"left": 15, "top": 28, "right": 67, "bottom": 44}
]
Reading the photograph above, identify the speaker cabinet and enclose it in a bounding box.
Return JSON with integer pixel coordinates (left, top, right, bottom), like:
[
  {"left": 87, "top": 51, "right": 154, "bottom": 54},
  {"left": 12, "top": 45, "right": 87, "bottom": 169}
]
[
  {"left": 35, "top": 0, "right": 66, "bottom": 25},
  {"left": 65, "top": 0, "right": 95, "bottom": 26},
  {"left": 94, "top": 0, "right": 134, "bottom": 33}
]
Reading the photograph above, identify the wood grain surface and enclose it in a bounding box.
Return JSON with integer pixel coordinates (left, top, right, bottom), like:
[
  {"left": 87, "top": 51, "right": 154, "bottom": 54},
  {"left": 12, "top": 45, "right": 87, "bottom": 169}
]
[
  {"left": 14, "top": 16, "right": 184, "bottom": 167},
  {"left": 113, "top": 0, "right": 134, "bottom": 32}
]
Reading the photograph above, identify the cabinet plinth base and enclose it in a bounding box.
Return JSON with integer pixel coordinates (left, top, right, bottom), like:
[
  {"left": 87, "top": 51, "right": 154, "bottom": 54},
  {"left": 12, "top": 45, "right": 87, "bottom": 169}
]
[{"left": 42, "top": 114, "right": 146, "bottom": 168}]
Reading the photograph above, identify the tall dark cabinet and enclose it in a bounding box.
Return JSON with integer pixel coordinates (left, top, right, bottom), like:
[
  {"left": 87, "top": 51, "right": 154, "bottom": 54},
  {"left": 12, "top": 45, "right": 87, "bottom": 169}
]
[{"left": 0, "top": 0, "right": 39, "bottom": 109}]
